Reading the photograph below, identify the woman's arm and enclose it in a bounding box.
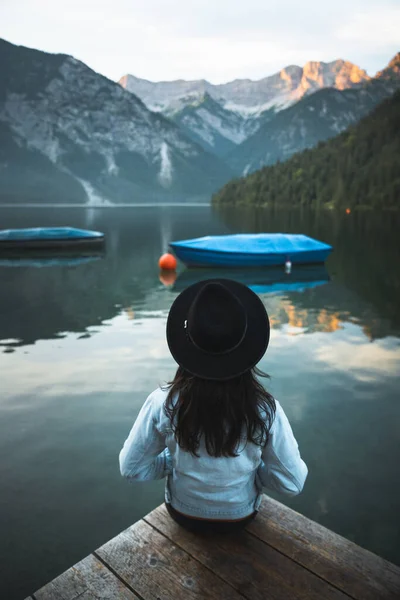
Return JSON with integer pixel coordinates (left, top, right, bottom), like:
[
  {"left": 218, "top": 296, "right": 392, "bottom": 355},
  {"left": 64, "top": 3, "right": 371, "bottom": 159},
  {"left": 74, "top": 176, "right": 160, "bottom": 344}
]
[
  {"left": 119, "top": 393, "right": 172, "bottom": 481},
  {"left": 257, "top": 400, "right": 308, "bottom": 496}
]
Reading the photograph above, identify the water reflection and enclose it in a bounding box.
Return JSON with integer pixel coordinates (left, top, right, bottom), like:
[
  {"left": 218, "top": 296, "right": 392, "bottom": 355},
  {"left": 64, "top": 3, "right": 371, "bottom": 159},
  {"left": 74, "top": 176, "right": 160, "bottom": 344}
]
[
  {"left": 173, "top": 264, "right": 330, "bottom": 293},
  {"left": 0, "top": 255, "right": 103, "bottom": 268},
  {"left": 0, "top": 261, "right": 370, "bottom": 349},
  {"left": 1, "top": 207, "right": 399, "bottom": 348},
  {"left": 1, "top": 206, "right": 400, "bottom": 600},
  {"left": 159, "top": 268, "right": 178, "bottom": 287},
  {"left": 215, "top": 206, "right": 400, "bottom": 337}
]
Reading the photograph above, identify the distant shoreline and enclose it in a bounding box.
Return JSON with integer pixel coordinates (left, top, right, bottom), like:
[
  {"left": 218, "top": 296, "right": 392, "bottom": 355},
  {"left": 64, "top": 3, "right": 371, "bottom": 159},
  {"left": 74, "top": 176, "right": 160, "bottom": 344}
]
[
  {"left": 0, "top": 203, "right": 211, "bottom": 208},
  {"left": 0, "top": 203, "right": 398, "bottom": 211}
]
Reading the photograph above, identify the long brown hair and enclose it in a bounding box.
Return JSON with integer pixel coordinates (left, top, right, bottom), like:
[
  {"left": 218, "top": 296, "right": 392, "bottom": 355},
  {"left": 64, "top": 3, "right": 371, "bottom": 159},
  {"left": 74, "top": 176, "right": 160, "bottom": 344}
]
[{"left": 164, "top": 366, "right": 276, "bottom": 458}]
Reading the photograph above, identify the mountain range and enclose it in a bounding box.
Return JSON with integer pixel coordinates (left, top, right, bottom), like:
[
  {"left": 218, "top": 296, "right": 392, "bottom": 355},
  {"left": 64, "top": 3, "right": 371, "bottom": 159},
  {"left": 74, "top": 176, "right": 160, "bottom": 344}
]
[
  {"left": 0, "top": 39, "right": 231, "bottom": 204},
  {"left": 121, "top": 55, "right": 400, "bottom": 173},
  {"left": 0, "top": 38, "right": 399, "bottom": 205},
  {"left": 120, "top": 60, "right": 370, "bottom": 115}
]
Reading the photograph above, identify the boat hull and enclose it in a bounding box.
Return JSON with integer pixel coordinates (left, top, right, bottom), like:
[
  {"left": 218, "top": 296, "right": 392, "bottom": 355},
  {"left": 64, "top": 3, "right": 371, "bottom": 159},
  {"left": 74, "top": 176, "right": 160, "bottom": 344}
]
[{"left": 0, "top": 237, "right": 104, "bottom": 251}]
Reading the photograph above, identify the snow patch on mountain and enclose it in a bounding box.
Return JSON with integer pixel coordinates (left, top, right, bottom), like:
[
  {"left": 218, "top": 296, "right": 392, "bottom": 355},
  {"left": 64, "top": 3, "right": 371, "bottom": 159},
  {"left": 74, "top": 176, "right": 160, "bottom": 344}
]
[
  {"left": 105, "top": 153, "right": 119, "bottom": 176},
  {"left": 243, "top": 164, "right": 251, "bottom": 176},
  {"left": 158, "top": 142, "right": 173, "bottom": 188},
  {"left": 80, "top": 179, "right": 112, "bottom": 206}
]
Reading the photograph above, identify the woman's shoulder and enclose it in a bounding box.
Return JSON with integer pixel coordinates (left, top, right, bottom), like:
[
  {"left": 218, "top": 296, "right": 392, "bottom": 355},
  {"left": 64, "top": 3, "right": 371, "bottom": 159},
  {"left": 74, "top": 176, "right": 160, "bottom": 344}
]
[
  {"left": 145, "top": 386, "right": 175, "bottom": 432},
  {"left": 145, "top": 384, "right": 178, "bottom": 416},
  {"left": 146, "top": 386, "right": 170, "bottom": 408},
  {"left": 268, "top": 399, "right": 294, "bottom": 434}
]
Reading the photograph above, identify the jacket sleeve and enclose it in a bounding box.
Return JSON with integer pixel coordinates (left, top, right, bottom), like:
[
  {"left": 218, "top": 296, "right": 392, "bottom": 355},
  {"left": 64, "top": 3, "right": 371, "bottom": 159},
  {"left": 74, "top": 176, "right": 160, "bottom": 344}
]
[
  {"left": 119, "top": 393, "right": 172, "bottom": 481},
  {"left": 257, "top": 400, "right": 308, "bottom": 496}
]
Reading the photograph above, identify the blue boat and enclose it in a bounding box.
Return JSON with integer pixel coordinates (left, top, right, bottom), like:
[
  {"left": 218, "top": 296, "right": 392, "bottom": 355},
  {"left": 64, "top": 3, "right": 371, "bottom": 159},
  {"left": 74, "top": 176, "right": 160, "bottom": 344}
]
[
  {"left": 0, "top": 227, "right": 104, "bottom": 251},
  {"left": 169, "top": 234, "right": 332, "bottom": 268}
]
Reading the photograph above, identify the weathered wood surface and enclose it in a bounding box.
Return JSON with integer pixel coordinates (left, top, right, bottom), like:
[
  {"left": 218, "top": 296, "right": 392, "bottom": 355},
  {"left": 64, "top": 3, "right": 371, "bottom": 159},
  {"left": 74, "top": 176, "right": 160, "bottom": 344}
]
[
  {"left": 96, "top": 519, "right": 245, "bottom": 600},
  {"left": 144, "top": 504, "right": 349, "bottom": 600},
  {"left": 31, "top": 494, "right": 400, "bottom": 600},
  {"left": 247, "top": 495, "right": 400, "bottom": 600},
  {"left": 34, "top": 554, "right": 140, "bottom": 600}
]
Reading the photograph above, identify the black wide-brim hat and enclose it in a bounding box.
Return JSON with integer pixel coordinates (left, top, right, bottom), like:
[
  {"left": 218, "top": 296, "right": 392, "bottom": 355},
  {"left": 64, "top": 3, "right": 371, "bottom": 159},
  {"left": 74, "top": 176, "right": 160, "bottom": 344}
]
[{"left": 166, "top": 278, "right": 270, "bottom": 380}]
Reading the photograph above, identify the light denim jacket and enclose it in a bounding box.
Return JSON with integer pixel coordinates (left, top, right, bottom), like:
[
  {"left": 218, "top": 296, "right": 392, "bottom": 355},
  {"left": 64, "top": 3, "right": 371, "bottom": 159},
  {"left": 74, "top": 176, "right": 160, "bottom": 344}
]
[{"left": 119, "top": 387, "right": 308, "bottom": 519}]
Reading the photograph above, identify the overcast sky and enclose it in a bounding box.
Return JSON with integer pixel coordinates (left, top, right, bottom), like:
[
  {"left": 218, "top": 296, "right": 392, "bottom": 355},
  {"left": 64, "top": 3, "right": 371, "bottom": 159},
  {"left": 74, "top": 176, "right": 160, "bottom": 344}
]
[{"left": 1, "top": 0, "right": 399, "bottom": 83}]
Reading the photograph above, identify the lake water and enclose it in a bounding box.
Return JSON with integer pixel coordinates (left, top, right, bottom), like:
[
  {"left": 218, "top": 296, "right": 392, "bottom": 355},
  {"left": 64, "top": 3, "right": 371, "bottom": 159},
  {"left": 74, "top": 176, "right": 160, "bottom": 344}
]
[{"left": 1, "top": 205, "right": 399, "bottom": 599}]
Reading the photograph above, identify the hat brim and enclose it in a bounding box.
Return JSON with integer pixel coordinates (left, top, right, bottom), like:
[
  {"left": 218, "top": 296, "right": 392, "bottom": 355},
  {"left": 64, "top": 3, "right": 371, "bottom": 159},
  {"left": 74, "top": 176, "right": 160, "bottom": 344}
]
[{"left": 166, "top": 278, "right": 270, "bottom": 380}]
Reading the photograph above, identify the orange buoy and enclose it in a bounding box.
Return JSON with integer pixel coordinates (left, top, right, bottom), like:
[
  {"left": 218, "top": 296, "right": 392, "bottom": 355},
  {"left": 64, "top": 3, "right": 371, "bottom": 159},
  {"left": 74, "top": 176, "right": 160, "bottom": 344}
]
[
  {"left": 159, "top": 269, "right": 177, "bottom": 287},
  {"left": 346, "top": 208, "right": 351, "bottom": 214},
  {"left": 159, "top": 253, "right": 177, "bottom": 270}
]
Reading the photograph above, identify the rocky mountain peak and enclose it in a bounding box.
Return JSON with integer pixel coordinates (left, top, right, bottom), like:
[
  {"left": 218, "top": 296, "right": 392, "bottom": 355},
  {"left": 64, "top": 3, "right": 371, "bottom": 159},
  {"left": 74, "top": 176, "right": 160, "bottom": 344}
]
[
  {"left": 278, "top": 65, "right": 303, "bottom": 89},
  {"left": 376, "top": 52, "right": 400, "bottom": 79},
  {"left": 330, "top": 59, "right": 370, "bottom": 88},
  {"left": 300, "top": 59, "right": 369, "bottom": 92},
  {"left": 388, "top": 52, "right": 400, "bottom": 69}
]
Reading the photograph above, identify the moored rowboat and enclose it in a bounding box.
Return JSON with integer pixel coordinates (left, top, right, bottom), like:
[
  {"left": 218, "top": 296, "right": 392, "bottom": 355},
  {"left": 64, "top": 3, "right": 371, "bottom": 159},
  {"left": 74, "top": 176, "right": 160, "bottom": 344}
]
[
  {"left": 170, "top": 233, "right": 332, "bottom": 268},
  {"left": 0, "top": 227, "right": 104, "bottom": 251}
]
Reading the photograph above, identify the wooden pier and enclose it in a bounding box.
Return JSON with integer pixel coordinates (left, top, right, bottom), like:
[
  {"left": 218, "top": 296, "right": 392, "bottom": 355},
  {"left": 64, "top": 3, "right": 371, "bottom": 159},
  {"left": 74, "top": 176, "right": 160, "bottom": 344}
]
[{"left": 27, "top": 494, "right": 400, "bottom": 600}]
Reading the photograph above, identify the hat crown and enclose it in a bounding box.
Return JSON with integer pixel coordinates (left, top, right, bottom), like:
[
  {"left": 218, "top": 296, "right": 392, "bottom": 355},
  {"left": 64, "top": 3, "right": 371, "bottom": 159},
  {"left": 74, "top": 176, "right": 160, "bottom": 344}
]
[
  {"left": 166, "top": 277, "right": 270, "bottom": 380},
  {"left": 187, "top": 282, "right": 247, "bottom": 355}
]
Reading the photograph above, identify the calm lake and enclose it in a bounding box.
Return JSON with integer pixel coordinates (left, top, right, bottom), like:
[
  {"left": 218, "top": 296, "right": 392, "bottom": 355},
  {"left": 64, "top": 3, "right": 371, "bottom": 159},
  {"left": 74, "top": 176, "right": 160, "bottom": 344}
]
[{"left": 1, "top": 205, "right": 400, "bottom": 599}]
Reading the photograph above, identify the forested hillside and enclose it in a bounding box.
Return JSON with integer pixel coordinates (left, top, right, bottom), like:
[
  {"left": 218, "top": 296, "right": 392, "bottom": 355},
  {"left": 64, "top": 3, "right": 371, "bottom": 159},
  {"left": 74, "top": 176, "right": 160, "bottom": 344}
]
[{"left": 213, "top": 92, "right": 400, "bottom": 209}]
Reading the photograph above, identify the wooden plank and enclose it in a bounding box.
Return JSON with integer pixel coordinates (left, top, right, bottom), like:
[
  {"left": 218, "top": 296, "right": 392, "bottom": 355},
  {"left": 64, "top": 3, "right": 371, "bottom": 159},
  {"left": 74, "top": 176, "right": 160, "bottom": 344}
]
[
  {"left": 144, "top": 503, "right": 350, "bottom": 600},
  {"left": 34, "top": 553, "right": 140, "bottom": 600},
  {"left": 247, "top": 495, "right": 400, "bottom": 600},
  {"left": 96, "top": 518, "right": 246, "bottom": 600}
]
